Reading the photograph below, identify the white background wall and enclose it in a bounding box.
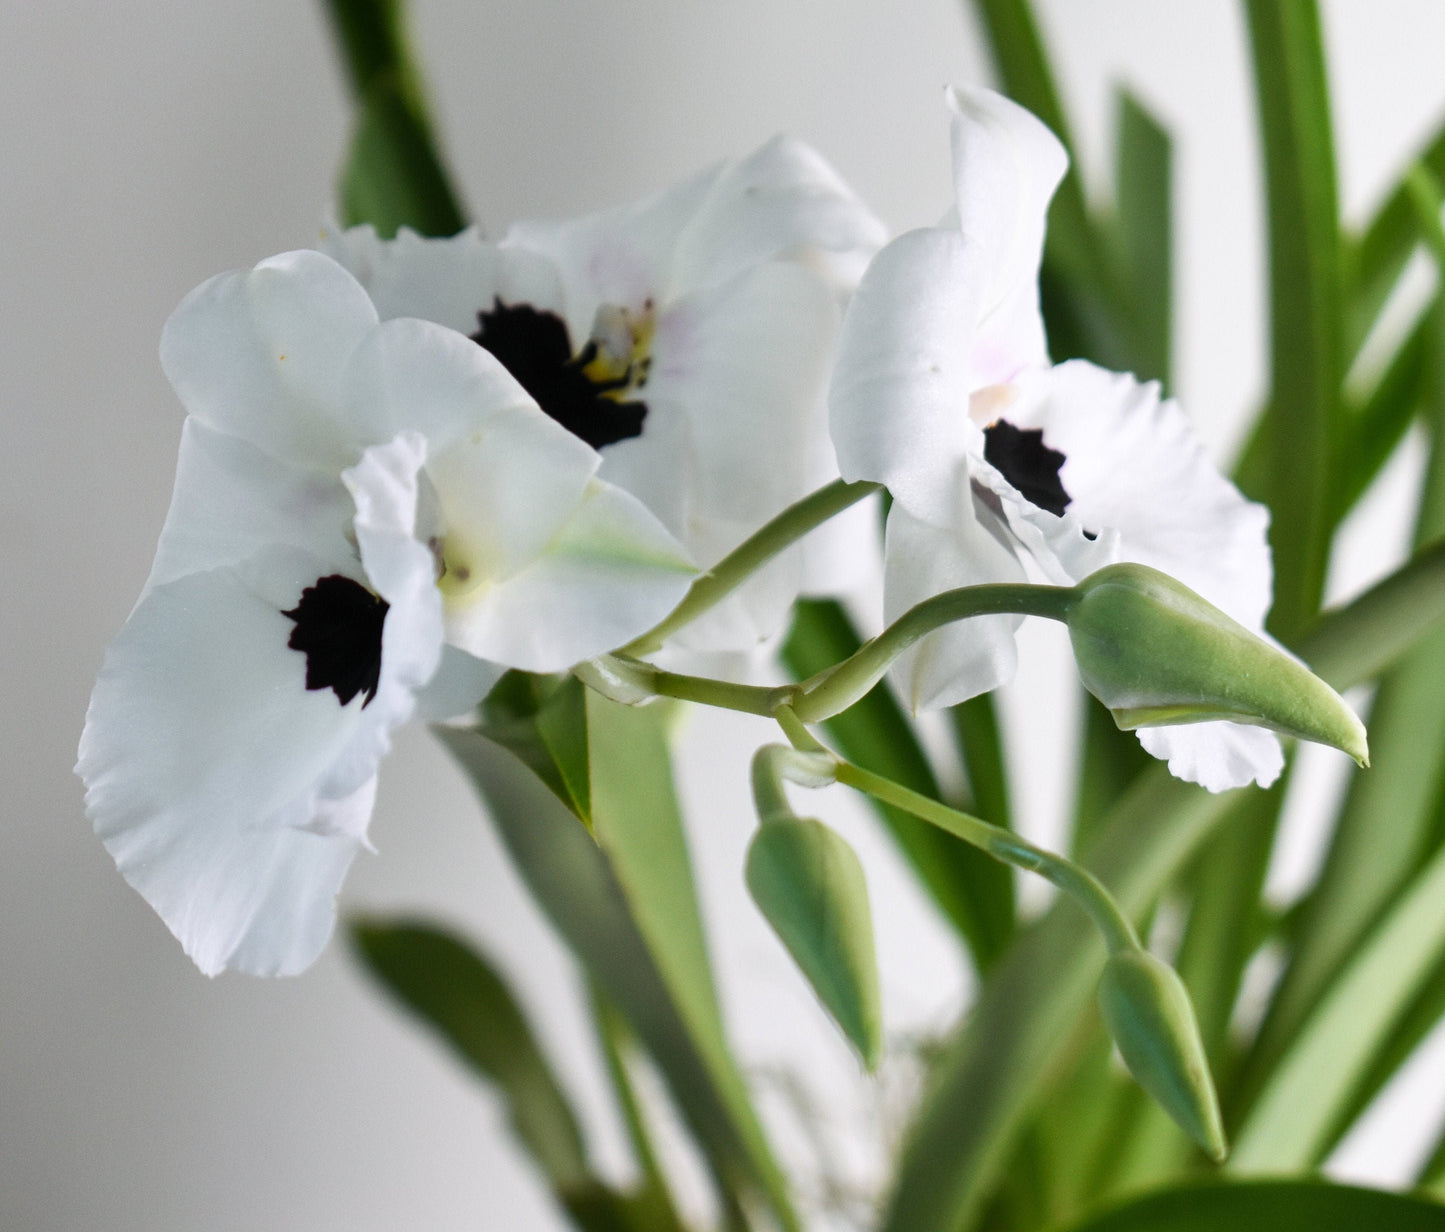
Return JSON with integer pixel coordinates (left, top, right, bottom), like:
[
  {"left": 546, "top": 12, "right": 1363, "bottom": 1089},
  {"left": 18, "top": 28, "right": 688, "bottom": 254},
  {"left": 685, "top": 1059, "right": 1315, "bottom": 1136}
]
[{"left": 6, "top": 2, "right": 1445, "bottom": 1228}]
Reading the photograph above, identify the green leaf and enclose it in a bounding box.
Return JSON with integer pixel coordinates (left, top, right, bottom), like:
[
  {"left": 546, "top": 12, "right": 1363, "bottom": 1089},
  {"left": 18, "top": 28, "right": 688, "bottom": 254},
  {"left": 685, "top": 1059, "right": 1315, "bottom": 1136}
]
[
  {"left": 438, "top": 721, "right": 797, "bottom": 1230},
  {"left": 1420, "top": 1100, "right": 1445, "bottom": 1193},
  {"left": 969, "top": 0, "right": 1096, "bottom": 286},
  {"left": 1336, "top": 309, "right": 1430, "bottom": 521},
  {"left": 1236, "top": 626, "right": 1445, "bottom": 1110},
  {"left": 323, "top": 0, "right": 466, "bottom": 239},
  {"left": 1234, "top": 295, "right": 1445, "bottom": 1151},
  {"left": 1244, "top": 0, "right": 1344, "bottom": 640},
  {"left": 321, "top": 0, "right": 408, "bottom": 99},
  {"left": 583, "top": 689, "right": 731, "bottom": 1081},
  {"left": 1171, "top": 787, "right": 1283, "bottom": 1060},
  {"left": 341, "top": 74, "right": 466, "bottom": 239},
  {"left": 1326, "top": 944, "right": 1445, "bottom": 1165},
  {"left": 348, "top": 918, "right": 593, "bottom": 1197},
  {"left": 1071, "top": 701, "right": 1154, "bottom": 853},
  {"left": 950, "top": 693, "right": 1013, "bottom": 833},
  {"left": 746, "top": 818, "right": 882, "bottom": 1067},
  {"left": 1235, "top": 307, "right": 1428, "bottom": 536},
  {"left": 1230, "top": 838, "right": 1445, "bottom": 1171},
  {"left": 1056, "top": 1179, "right": 1445, "bottom": 1232},
  {"left": 588, "top": 987, "right": 688, "bottom": 1232},
  {"left": 1293, "top": 537, "right": 1445, "bottom": 689},
  {"left": 1113, "top": 88, "right": 1173, "bottom": 387},
  {"left": 1347, "top": 115, "right": 1445, "bottom": 360},
  {"left": 782, "top": 599, "right": 1014, "bottom": 967},
  {"left": 478, "top": 672, "right": 591, "bottom": 825}
]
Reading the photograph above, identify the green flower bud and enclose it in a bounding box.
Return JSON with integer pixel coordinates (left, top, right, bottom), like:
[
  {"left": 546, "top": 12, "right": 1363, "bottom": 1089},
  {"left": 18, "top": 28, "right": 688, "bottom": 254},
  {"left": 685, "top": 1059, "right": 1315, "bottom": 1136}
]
[
  {"left": 1097, "top": 948, "right": 1227, "bottom": 1161},
  {"left": 746, "top": 816, "right": 882, "bottom": 1070},
  {"left": 1065, "top": 564, "right": 1368, "bottom": 766}
]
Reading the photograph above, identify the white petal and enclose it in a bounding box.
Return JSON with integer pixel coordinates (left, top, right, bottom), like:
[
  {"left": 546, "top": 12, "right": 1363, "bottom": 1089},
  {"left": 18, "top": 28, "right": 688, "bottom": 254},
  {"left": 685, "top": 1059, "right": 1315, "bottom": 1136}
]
[
  {"left": 1009, "top": 361, "right": 1273, "bottom": 627},
  {"left": 595, "top": 394, "right": 699, "bottom": 544},
  {"left": 340, "top": 315, "right": 539, "bottom": 454},
  {"left": 323, "top": 225, "right": 500, "bottom": 333},
  {"left": 505, "top": 163, "right": 722, "bottom": 343},
  {"left": 829, "top": 227, "right": 986, "bottom": 518},
  {"left": 296, "top": 774, "right": 379, "bottom": 843},
  {"left": 883, "top": 486, "right": 1027, "bottom": 712},
  {"left": 147, "top": 419, "right": 356, "bottom": 591},
  {"left": 77, "top": 552, "right": 399, "bottom": 976},
  {"left": 160, "top": 250, "right": 378, "bottom": 470},
  {"left": 220, "top": 805, "right": 368, "bottom": 974},
  {"left": 1137, "top": 722, "right": 1285, "bottom": 793},
  {"left": 343, "top": 431, "right": 445, "bottom": 697},
  {"left": 947, "top": 85, "right": 1066, "bottom": 379},
  {"left": 321, "top": 225, "right": 567, "bottom": 335},
  {"left": 444, "top": 479, "right": 695, "bottom": 669},
  {"left": 798, "top": 485, "right": 883, "bottom": 598},
  {"left": 427, "top": 403, "right": 601, "bottom": 582},
  {"left": 669, "top": 135, "right": 888, "bottom": 295},
  {"left": 413, "top": 646, "right": 505, "bottom": 722},
  {"left": 669, "top": 519, "right": 804, "bottom": 653},
  {"left": 646, "top": 261, "right": 839, "bottom": 526}
]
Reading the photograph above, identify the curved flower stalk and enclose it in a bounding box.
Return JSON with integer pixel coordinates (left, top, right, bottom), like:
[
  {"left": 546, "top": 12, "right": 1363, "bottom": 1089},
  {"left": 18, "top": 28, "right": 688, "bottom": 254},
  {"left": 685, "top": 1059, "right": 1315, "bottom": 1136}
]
[
  {"left": 324, "top": 135, "right": 888, "bottom": 653},
  {"left": 830, "top": 86, "right": 1278, "bottom": 791},
  {"left": 77, "top": 250, "right": 694, "bottom": 976}
]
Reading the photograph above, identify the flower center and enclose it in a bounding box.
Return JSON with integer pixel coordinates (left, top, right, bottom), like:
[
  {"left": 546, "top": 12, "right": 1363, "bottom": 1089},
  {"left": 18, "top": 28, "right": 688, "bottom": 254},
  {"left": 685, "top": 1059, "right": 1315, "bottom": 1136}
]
[
  {"left": 282, "top": 575, "right": 388, "bottom": 708},
  {"left": 983, "top": 419, "right": 1071, "bottom": 517},
  {"left": 471, "top": 298, "right": 651, "bottom": 450}
]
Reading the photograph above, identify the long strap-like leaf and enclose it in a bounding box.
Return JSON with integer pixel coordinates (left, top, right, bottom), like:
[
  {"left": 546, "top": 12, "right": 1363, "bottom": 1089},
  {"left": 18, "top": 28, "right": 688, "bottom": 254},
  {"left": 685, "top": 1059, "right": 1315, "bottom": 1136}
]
[
  {"left": 1244, "top": 0, "right": 1343, "bottom": 641},
  {"left": 1055, "top": 1178, "right": 1445, "bottom": 1232},
  {"left": 437, "top": 723, "right": 797, "bottom": 1230}
]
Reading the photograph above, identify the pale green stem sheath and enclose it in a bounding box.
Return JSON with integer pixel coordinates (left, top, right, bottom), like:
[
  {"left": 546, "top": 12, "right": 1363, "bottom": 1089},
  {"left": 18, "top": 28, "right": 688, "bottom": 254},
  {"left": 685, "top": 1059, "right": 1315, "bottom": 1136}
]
[
  {"left": 834, "top": 761, "right": 1140, "bottom": 957},
  {"left": 791, "top": 583, "right": 1075, "bottom": 724},
  {"left": 751, "top": 743, "right": 838, "bottom": 824},
  {"left": 623, "top": 479, "right": 880, "bottom": 657}
]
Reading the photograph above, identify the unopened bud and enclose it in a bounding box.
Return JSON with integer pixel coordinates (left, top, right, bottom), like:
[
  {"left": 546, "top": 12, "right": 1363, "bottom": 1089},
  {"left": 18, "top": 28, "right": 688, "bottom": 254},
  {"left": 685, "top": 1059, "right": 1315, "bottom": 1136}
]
[
  {"left": 746, "top": 816, "right": 882, "bottom": 1070},
  {"left": 1066, "top": 564, "right": 1368, "bottom": 766},
  {"left": 1097, "top": 948, "right": 1227, "bottom": 1160}
]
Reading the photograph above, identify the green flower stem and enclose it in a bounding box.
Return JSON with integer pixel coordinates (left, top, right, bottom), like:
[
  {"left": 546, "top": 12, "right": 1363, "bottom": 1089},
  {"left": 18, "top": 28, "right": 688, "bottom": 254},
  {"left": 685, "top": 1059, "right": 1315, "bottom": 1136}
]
[
  {"left": 774, "top": 704, "right": 828, "bottom": 754},
  {"left": 588, "top": 581, "right": 1078, "bottom": 728},
  {"left": 577, "top": 654, "right": 794, "bottom": 718},
  {"left": 833, "top": 760, "right": 1140, "bottom": 957},
  {"left": 623, "top": 479, "right": 880, "bottom": 657},
  {"left": 790, "top": 583, "right": 1075, "bottom": 724}
]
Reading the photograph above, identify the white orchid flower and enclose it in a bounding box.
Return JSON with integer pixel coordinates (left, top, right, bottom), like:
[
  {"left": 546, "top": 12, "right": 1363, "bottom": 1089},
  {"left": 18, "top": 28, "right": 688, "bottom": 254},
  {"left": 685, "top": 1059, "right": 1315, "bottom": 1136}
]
[
  {"left": 830, "top": 87, "right": 1278, "bottom": 792},
  {"left": 325, "top": 135, "right": 888, "bottom": 652},
  {"left": 77, "top": 250, "right": 694, "bottom": 976}
]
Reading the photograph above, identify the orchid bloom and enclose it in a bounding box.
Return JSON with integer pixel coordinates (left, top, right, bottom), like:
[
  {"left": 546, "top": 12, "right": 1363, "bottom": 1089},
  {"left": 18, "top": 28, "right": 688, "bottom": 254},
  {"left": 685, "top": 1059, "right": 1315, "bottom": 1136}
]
[
  {"left": 77, "top": 250, "right": 694, "bottom": 975},
  {"left": 325, "top": 135, "right": 888, "bottom": 652},
  {"left": 830, "top": 87, "right": 1278, "bottom": 792}
]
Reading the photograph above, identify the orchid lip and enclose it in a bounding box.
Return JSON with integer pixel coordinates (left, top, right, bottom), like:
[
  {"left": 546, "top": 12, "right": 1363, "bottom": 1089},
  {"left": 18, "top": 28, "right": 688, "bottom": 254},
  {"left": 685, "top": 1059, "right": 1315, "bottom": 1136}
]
[
  {"left": 470, "top": 297, "right": 649, "bottom": 449},
  {"left": 281, "top": 573, "right": 388, "bottom": 708}
]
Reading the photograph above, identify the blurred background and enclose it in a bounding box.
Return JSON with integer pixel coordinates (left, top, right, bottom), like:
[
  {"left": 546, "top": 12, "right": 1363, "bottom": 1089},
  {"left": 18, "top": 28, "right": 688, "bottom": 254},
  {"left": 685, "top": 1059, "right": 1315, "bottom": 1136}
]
[{"left": 6, "top": 2, "right": 1445, "bottom": 1227}]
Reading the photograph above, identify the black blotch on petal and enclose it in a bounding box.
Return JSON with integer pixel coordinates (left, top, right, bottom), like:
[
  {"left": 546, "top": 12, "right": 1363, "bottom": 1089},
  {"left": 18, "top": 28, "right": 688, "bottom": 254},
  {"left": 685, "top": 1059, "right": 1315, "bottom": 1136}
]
[
  {"left": 983, "top": 419, "right": 1072, "bottom": 517},
  {"left": 282, "top": 575, "right": 388, "bottom": 708},
  {"left": 472, "top": 298, "right": 646, "bottom": 450}
]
